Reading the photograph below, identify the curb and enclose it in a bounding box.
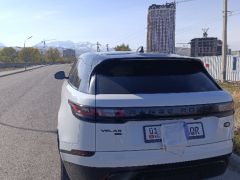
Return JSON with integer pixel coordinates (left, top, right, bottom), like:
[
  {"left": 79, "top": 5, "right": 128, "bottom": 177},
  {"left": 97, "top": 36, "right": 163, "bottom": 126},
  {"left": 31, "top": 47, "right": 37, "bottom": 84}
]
[
  {"left": 229, "top": 153, "right": 240, "bottom": 173},
  {"left": 0, "top": 65, "right": 45, "bottom": 78}
]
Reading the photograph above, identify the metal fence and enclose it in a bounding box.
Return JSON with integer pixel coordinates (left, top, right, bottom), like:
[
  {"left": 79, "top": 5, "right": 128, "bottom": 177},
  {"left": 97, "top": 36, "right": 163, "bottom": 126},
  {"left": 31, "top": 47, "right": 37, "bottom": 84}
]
[{"left": 199, "top": 55, "right": 240, "bottom": 82}]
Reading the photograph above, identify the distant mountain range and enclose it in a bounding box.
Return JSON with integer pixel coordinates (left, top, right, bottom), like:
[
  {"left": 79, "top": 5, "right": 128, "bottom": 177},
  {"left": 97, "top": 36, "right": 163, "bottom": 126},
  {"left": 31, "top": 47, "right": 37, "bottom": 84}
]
[
  {"left": 0, "top": 41, "right": 191, "bottom": 57},
  {"left": 0, "top": 42, "right": 5, "bottom": 47},
  {"left": 34, "top": 41, "right": 113, "bottom": 56}
]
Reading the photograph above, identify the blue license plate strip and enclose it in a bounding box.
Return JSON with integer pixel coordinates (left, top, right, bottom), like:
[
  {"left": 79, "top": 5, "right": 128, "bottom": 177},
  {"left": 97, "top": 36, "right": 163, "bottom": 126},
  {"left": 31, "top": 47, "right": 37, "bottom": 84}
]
[{"left": 143, "top": 122, "right": 205, "bottom": 143}]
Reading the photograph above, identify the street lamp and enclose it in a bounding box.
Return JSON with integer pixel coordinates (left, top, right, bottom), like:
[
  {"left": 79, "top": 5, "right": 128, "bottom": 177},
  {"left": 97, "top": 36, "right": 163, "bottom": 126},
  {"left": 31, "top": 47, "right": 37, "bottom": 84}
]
[{"left": 24, "top": 36, "right": 32, "bottom": 70}]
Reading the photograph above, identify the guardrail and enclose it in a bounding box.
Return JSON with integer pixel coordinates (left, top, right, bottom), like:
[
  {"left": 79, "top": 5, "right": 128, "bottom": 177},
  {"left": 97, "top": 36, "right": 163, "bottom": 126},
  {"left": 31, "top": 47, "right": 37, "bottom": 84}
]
[{"left": 0, "top": 62, "right": 71, "bottom": 68}]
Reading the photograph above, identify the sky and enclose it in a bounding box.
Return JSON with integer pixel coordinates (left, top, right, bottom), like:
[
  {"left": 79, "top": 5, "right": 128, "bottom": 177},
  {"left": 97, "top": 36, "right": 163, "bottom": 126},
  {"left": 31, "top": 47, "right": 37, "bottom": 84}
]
[{"left": 0, "top": 0, "right": 239, "bottom": 50}]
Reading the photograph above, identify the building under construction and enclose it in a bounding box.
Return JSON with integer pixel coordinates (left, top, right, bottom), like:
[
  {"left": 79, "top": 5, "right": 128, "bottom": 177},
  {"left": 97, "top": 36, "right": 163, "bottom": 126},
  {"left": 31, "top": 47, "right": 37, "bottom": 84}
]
[
  {"left": 190, "top": 30, "right": 223, "bottom": 57},
  {"left": 147, "top": 2, "right": 176, "bottom": 53}
]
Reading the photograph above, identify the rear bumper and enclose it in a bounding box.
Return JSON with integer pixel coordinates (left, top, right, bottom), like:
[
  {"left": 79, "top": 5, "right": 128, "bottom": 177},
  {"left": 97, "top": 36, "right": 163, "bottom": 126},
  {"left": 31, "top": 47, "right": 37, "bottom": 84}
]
[
  {"left": 63, "top": 154, "right": 230, "bottom": 180},
  {"left": 60, "top": 140, "right": 233, "bottom": 167}
]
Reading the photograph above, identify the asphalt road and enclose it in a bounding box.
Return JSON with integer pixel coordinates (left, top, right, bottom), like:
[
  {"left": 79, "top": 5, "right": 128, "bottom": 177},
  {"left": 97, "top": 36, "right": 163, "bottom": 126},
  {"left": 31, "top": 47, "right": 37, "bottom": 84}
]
[
  {"left": 0, "top": 64, "right": 70, "bottom": 180},
  {"left": 0, "top": 64, "right": 239, "bottom": 180}
]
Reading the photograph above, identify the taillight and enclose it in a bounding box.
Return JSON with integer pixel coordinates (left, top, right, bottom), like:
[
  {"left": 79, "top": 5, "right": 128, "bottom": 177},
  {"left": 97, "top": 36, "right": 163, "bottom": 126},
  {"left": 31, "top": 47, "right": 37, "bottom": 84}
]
[
  {"left": 68, "top": 100, "right": 234, "bottom": 123},
  {"left": 95, "top": 102, "right": 234, "bottom": 122},
  {"left": 68, "top": 100, "right": 95, "bottom": 121},
  {"left": 96, "top": 108, "right": 125, "bottom": 118},
  {"left": 217, "top": 101, "right": 234, "bottom": 112}
]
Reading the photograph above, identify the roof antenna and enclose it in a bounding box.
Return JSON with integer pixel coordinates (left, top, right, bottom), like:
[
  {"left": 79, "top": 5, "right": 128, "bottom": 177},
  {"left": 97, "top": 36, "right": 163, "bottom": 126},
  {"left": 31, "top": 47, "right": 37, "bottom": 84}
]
[{"left": 137, "top": 46, "right": 144, "bottom": 53}]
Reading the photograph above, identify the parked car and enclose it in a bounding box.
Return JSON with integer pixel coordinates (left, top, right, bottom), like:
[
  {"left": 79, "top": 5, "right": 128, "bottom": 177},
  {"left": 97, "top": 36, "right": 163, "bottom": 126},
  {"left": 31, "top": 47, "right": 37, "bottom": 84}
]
[{"left": 55, "top": 52, "right": 234, "bottom": 180}]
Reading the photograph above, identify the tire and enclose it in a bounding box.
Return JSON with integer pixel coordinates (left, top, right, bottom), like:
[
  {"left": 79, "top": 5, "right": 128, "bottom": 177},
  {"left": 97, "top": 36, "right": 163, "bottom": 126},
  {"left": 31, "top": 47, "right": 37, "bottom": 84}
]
[
  {"left": 57, "top": 132, "right": 60, "bottom": 151},
  {"left": 58, "top": 131, "right": 70, "bottom": 180},
  {"left": 61, "top": 160, "right": 70, "bottom": 180}
]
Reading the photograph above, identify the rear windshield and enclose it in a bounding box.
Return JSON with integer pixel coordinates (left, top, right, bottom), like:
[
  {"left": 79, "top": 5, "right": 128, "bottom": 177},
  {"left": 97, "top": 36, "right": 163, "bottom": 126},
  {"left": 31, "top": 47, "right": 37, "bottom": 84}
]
[{"left": 95, "top": 60, "right": 220, "bottom": 94}]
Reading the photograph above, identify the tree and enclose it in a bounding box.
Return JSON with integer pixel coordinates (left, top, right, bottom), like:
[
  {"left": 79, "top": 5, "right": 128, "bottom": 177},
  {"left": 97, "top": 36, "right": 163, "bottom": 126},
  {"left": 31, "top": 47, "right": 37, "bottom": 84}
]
[
  {"left": 0, "top": 47, "right": 17, "bottom": 62},
  {"left": 45, "top": 48, "right": 62, "bottom": 63},
  {"left": 114, "top": 44, "right": 131, "bottom": 51},
  {"left": 18, "top": 48, "right": 41, "bottom": 63}
]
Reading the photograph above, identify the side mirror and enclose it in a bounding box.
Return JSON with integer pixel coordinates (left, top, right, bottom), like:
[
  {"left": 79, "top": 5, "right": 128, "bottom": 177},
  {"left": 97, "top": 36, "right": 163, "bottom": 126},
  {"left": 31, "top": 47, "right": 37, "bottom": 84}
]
[{"left": 54, "top": 71, "right": 68, "bottom": 80}]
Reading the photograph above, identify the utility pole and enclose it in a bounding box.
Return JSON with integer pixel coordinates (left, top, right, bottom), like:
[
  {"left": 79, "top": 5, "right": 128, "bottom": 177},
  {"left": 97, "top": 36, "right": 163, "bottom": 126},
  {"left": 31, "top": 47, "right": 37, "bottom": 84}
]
[
  {"left": 106, "top": 44, "right": 109, "bottom": 51},
  {"left": 97, "top": 42, "right": 101, "bottom": 52},
  {"left": 221, "top": 0, "right": 228, "bottom": 82},
  {"left": 41, "top": 39, "right": 56, "bottom": 63}
]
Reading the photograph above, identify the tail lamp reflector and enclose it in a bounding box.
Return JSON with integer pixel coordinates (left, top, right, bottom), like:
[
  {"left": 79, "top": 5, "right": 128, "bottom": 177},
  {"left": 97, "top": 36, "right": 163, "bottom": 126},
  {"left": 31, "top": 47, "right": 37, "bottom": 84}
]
[{"left": 68, "top": 100, "right": 234, "bottom": 121}]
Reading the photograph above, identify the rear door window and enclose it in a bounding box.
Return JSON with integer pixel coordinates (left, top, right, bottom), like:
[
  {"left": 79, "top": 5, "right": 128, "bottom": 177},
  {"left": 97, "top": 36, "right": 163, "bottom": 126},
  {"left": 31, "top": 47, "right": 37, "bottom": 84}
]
[
  {"left": 68, "top": 61, "right": 80, "bottom": 89},
  {"left": 95, "top": 60, "right": 220, "bottom": 94}
]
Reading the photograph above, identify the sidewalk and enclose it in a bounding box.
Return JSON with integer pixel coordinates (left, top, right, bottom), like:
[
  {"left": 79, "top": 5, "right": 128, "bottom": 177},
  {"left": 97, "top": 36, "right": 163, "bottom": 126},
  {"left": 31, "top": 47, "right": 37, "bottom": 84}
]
[{"left": 0, "top": 65, "right": 45, "bottom": 78}]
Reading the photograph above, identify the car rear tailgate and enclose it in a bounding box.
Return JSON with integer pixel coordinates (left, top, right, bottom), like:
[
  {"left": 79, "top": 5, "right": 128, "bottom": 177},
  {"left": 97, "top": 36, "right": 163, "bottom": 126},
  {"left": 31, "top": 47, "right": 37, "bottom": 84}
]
[{"left": 95, "top": 91, "right": 233, "bottom": 152}]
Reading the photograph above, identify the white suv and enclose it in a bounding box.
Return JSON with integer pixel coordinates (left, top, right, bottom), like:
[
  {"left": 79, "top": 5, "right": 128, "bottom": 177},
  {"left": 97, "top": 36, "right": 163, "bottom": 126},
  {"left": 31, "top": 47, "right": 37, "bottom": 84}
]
[{"left": 55, "top": 52, "right": 234, "bottom": 180}]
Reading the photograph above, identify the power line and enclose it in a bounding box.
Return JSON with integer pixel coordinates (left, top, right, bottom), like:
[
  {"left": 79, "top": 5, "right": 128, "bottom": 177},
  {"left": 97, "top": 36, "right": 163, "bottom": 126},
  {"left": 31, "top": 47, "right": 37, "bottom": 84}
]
[
  {"left": 231, "top": 10, "right": 240, "bottom": 13},
  {"left": 113, "top": 0, "right": 198, "bottom": 46},
  {"left": 113, "top": 28, "right": 147, "bottom": 45},
  {"left": 115, "top": 0, "right": 230, "bottom": 49},
  {"left": 176, "top": 9, "right": 237, "bottom": 36},
  {"left": 175, "top": 0, "right": 197, "bottom": 4},
  {"left": 229, "top": 12, "right": 240, "bottom": 16}
]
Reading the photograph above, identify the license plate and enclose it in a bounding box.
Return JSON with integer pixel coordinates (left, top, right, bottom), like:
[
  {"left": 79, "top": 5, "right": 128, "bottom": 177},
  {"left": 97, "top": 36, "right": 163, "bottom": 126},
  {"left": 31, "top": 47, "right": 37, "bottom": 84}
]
[
  {"left": 184, "top": 122, "right": 205, "bottom": 140},
  {"left": 144, "top": 125, "right": 162, "bottom": 143},
  {"left": 144, "top": 122, "right": 205, "bottom": 143}
]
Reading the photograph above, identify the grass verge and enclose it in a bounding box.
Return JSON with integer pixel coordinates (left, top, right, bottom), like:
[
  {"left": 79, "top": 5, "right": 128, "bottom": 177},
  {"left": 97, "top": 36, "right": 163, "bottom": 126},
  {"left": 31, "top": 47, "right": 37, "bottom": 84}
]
[
  {"left": 234, "top": 132, "right": 240, "bottom": 155},
  {"left": 218, "top": 82, "right": 240, "bottom": 155},
  {"left": 0, "top": 67, "right": 20, "bottom": 72}
]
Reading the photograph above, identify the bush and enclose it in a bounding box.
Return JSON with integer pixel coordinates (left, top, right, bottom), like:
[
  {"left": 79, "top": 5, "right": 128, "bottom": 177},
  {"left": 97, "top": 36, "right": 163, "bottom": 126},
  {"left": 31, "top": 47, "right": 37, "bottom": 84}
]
[
  {"left": 234, "top": 130, "right": 240, "bottom": 155},
  {"left": 218, "top": 82, "right": 240, "bottom": 155}
]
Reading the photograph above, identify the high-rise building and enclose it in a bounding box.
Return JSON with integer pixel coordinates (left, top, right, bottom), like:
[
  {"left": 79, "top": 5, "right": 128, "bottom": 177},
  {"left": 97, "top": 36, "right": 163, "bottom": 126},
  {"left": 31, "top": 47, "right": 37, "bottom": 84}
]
[{"left": 147, "top": 3, "right": 176, "bottom": 53}]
